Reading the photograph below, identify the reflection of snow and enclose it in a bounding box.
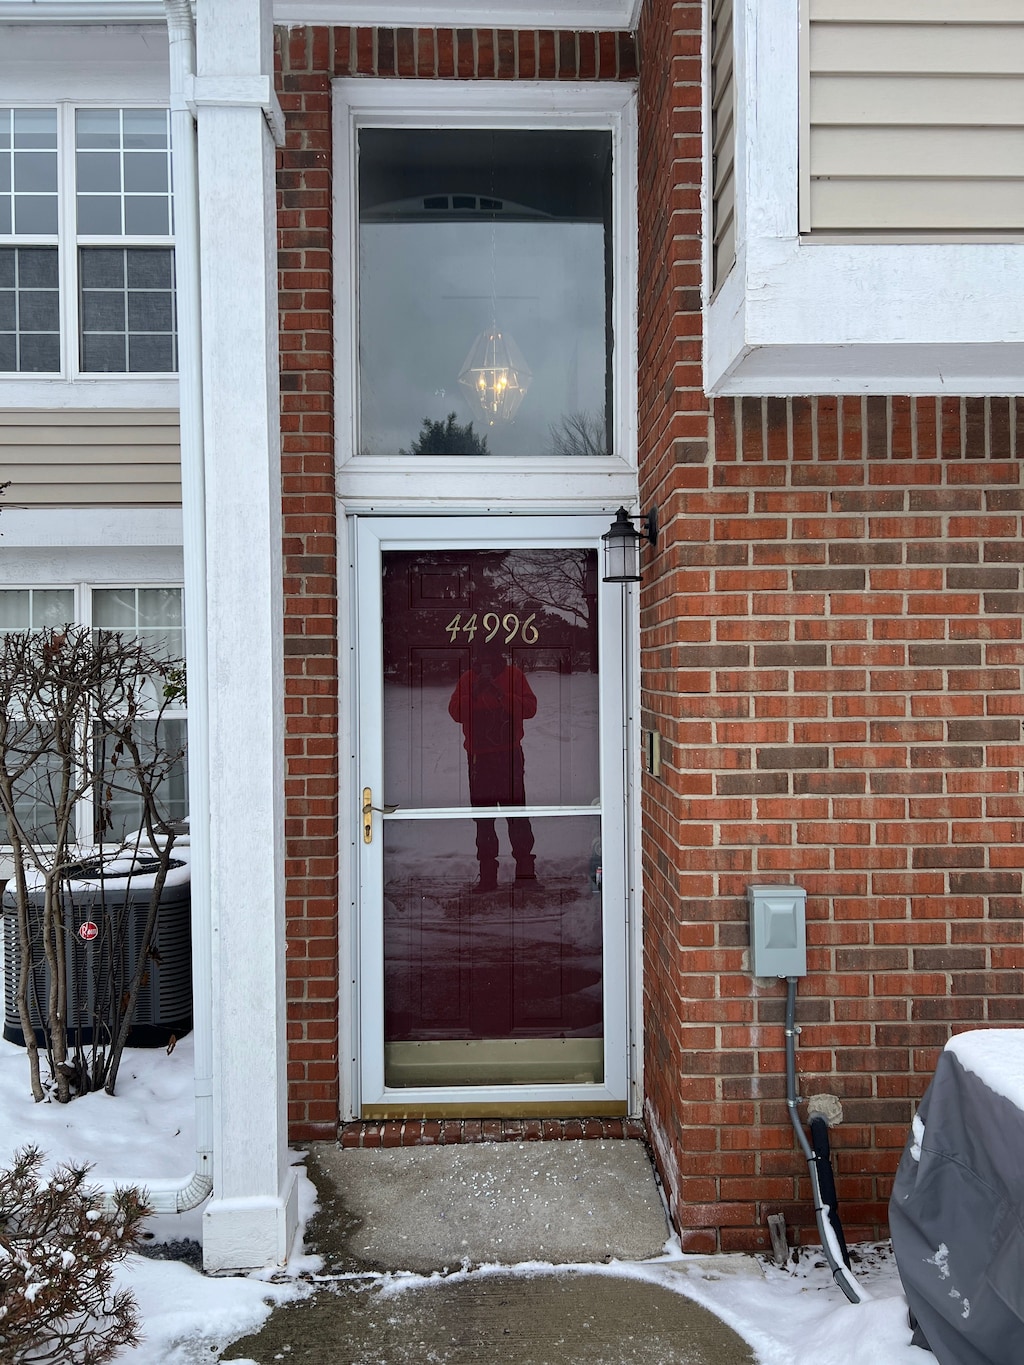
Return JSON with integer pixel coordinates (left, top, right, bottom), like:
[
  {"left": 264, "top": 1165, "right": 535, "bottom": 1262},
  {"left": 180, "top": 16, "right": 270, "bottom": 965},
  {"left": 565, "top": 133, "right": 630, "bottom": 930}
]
[{"left": 384, "top": 675, "right": 600, "bottom": 809}]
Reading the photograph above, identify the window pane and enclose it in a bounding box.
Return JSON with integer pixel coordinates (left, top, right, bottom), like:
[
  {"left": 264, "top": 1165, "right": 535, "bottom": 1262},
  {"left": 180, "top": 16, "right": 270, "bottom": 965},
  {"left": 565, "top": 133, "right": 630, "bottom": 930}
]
[
  {"left": 123, "top": 152, "right": 167, "bottom": 194},
  {"left": 0, "top": 247, "right": 59, "bottom": 373},
  {"left": 13, "top": 150, "right": 57, "bottom": 194},
  {"left": 358, "top": 128, "right": 613, "bottom": 459},
  {"left": 0, "top": 590, "right": 29, "bottom": 629},
  {"left": 76, "top": 150, "right": 121, "bottom": 193},
  {"left": 93, "top": 717, "right": 188, "bottom": 845},
  {"left": 0, "top": 588, "right": 74, "bottom": 630},
  {"left": 0, "top": 201, "right": 10, "bottom": 234},
  {"left": 124, "top": 195, "right": 170, "bottom": 236},
  {"left": 19, "top": 289, "right": 59, "bottom": 331},
  {"left": 92, "top": 587, "right": 137, "bottom": 629},
  {"left": 76, "top": 108, "right": 171, "bottom": 241},
  {"left": 77, "top": 194, "right": 122, "bottom": 235},
  {"left": 14, "top": 109, "right": 58, "bottom": 150},
  {"left": 127, "top": 333, "right": 174, "bottom": 373},
  {"left": 79, "top": 247, "right": 176, "bottom": 374},
  {"left": 93, "top": 587, "right": 183, "bottom": 658},
  {"left": 13, "top": 194, "right": 58, "bottom": 236},
  {"left": 80, "top": 247, "right": 124, "bottom": 289},
  {"left": 82, "top": 290, "right": 126, "bottom": 332},
  {"left": 122, "top": 109, "right": 169, "bottom": 150},
  {"left": 126, "top": 248, "right": 172, "bottom": 289},
  {"left": 76, "top": 108, "right": 121, "bottom": 150},
  {"left": 18, "top": 333, "right": 59, "bottom": 372},
  {"left": 80, "top": 331, "right": 125, "bottom": 371},
  {"left": 18, "top": 248, "right": 58, "bottom": 289}
]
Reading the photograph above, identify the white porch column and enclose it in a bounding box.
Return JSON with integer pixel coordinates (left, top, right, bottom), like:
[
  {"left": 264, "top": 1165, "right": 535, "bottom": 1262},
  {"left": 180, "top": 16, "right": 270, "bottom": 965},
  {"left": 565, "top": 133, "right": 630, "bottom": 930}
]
[{"left": 193, "top": 0, "right": 297, "bottom": 1271}]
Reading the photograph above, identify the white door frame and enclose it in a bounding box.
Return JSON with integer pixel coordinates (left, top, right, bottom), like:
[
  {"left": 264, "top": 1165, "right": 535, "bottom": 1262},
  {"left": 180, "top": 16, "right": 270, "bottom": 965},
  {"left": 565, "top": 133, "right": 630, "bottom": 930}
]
[{"left": 351, "top": 513, "right": 633, "bottom": 1115}]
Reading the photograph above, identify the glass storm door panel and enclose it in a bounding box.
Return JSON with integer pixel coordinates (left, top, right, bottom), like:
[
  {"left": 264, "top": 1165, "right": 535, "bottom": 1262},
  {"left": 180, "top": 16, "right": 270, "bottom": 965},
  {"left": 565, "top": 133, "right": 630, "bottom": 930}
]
[{"left": 357, "top": 520, "right": 628, "bottom": 1112}]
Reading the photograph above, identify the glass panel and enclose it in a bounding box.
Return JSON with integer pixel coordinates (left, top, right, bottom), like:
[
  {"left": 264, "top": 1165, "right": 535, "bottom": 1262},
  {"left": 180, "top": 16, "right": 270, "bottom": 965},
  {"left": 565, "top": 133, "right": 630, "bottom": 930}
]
[
  {"left": 79, "top": 247, "right": 176, "bottom": 374},
  {"left": 358, "top": 129, "right": 612, "bottom": 459},
  {"left": 18, "top": 333, "right": 59, "bottom": 372},
  {"left": 75, "top": 109, "right": 171, "bottom": 239},
  {"left": 124, "top": 195, "right": 169, "bottom": 236},
  {"left": 383, "top": 814, "right": 603, "bottom": 1087},
  {"left": 0, "top": 589, "right": 29, "bottom": 629},
  {"left": 14, "top": 194, "right": 58, "bottom": 236},
  {"left": 93, "top": 586, "right": 183, "bottom": 658},
  {"left": 93, "top": 717, "right": 188, "bottom": 845},
  {"left": 122, "top": 109, "right": 169, "bottom": 150},
  {"left": 77, "top": 194, "right": 122, "bottom": 235},
  {"left": 32, "top": 588, "right": 75, "bottom": 629},
  {"left": 81, "top": 332, "right": 125, "bottom": 371},
  {"left": 0, "top": 247, "right": 60, "bottom": 373},
  {"left": 76, "top": 151, "right": 122, "bottom": 193},
  {"left": 74, "top": 109, "right": 121, "bottom": 150},
  {"left": 382, "top": 549, "right": 600, "bottom": 810}
]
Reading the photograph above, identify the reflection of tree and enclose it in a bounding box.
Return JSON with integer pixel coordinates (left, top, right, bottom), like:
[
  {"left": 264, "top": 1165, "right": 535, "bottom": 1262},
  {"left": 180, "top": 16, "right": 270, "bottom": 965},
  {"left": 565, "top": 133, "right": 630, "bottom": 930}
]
[
  {"left": 546, "top": 411, "right": 608, "bottom": 458},
  {"left": 485, "top": 550, "right": 595, "bottom": 631},
  {"left": 401, "top": 412, "right": 489, "bottom": 456}
]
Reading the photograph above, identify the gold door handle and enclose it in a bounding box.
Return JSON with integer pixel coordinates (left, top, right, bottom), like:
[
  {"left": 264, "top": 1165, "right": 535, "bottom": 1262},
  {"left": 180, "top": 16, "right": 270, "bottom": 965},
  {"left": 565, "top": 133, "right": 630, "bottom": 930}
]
[{"left": 362, "top": 788, "right": 398, "bottom": 843}]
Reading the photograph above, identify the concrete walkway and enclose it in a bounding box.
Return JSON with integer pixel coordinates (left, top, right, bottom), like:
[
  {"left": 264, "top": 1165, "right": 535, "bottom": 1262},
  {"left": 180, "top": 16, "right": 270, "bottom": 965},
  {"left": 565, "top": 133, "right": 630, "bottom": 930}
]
[{"left": 221, "top": 1140, "right": 758, "bottom": 1364}]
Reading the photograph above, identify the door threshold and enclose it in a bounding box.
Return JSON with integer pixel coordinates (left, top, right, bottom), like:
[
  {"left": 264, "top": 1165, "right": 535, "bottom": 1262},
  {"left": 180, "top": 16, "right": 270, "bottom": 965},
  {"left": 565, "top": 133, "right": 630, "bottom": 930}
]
[{"left": 359, "top": 1102, "right": 629, "bottom": 1120}]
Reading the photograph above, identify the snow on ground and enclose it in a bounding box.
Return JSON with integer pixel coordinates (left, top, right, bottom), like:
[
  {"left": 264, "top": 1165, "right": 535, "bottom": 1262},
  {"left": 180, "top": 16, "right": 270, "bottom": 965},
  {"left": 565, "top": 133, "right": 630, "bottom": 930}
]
[{"left": 0, "top": 1033, "right": 931, "bottom": 1364}]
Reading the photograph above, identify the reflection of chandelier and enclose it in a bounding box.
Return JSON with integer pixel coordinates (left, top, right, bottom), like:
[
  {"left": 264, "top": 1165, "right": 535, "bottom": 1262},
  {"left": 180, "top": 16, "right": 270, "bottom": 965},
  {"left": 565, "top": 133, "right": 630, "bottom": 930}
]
[{"left": 458, "top": 328, "right": 531, "bottom": 424}]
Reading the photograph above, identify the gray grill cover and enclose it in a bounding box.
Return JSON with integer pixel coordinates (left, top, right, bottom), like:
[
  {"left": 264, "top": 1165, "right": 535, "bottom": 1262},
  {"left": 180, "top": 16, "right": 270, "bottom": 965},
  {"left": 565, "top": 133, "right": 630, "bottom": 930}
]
[{"left": 889, "top": 1044, "right": 1024, "bottom": 1365}]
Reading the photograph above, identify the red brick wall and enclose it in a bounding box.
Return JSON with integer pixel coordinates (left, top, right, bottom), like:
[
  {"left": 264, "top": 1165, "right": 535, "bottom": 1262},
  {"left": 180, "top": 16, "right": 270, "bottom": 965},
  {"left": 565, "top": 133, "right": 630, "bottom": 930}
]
[
  {"left": 637, "top": 0, "right": 1024, "bottom": 1253},
  {"left": 276, "top": 25, "right": 636, "bottom": 1140}
]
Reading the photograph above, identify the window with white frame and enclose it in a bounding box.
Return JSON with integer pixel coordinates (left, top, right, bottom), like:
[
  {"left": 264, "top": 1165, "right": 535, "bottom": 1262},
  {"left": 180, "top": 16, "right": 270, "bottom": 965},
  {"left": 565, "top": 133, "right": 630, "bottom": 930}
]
[
  {"left": 0, "top": 105, "right": 175, "bottom": 377},
  {"left": 0, "top": 585, "right": 187, "bottom": 846}
]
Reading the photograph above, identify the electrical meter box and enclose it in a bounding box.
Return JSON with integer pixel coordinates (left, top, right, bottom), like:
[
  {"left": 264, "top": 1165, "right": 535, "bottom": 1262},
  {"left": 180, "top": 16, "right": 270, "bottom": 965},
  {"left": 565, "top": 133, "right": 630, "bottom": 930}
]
[{"left": 748, "top": 884, "right": 807, "bottom": 977}]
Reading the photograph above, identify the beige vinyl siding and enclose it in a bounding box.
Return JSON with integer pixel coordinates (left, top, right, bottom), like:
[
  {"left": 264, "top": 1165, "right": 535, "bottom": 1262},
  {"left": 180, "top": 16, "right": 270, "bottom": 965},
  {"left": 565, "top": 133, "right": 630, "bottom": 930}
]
[
  {"left": 0, "top": 409, "right": 181, "bottom": 507},
  {"left": 805, "top": 0, "right": 1024, "bottom": 234},
  {"left": 711, "top": 0, "right": 736, "bottom": 288}
]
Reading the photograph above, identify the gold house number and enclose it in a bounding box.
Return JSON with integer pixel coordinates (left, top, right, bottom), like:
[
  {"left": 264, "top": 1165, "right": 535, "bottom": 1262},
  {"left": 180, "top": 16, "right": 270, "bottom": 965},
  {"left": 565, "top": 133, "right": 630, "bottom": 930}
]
[{"left": 444, "top": 612, "right": 539, "bottom": 645}]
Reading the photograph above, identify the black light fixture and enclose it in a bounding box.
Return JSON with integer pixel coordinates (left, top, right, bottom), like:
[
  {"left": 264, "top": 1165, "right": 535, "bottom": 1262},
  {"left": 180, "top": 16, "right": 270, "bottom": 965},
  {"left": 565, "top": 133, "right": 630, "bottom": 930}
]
[{"left": 602, "top": 506, "right": 658, "bottom": 583}]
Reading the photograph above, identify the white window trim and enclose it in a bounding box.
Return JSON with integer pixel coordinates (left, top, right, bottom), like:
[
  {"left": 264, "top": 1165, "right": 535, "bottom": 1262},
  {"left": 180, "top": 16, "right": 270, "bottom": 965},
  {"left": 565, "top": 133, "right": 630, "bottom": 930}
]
[
  {"left": 332, "top": 78, "right": 638, "bottom": 512},
  {"left": 0, "top": 579, "right": 187, "bottom": 853},
  {"left": 704, "top": 0, "right": 1024, "bottom": 396},
  {"left": 0, "top": 21, "right": 177, "bottom": 407}
]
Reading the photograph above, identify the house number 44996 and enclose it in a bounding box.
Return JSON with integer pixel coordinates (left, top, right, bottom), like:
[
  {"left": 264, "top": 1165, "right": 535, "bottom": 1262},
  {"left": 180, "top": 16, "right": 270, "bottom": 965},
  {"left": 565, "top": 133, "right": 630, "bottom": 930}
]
[{"left": 444, "top": 612, "right": 539, "bottom": 645}]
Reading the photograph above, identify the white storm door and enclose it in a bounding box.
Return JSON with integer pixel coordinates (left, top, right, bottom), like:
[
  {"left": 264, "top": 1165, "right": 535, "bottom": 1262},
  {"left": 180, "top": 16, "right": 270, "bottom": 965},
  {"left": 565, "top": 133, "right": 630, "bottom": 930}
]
[{"left": 355, "top": 515, "right": 630, "bottom": 1115}]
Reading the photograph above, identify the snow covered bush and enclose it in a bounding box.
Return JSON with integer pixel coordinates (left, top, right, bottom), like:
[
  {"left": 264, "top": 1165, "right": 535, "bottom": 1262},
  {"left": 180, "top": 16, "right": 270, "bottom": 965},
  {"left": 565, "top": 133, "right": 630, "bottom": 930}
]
[{"left": 0, "top": 1145, "right": 149, "bottom": 1364}]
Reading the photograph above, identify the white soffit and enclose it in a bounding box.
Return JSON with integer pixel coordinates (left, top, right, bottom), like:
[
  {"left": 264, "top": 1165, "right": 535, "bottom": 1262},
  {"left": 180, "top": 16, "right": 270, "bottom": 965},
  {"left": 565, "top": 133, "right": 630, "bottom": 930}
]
[{"left": 273, "top": 1, "right": 640, "bottom": 28}]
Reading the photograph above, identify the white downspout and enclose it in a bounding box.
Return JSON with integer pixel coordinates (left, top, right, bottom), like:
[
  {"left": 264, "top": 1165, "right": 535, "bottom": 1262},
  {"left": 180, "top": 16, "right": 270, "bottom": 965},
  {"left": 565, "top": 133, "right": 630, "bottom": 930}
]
[{"left": 100, "top": 0, "right": 213, "bottom": 1216}]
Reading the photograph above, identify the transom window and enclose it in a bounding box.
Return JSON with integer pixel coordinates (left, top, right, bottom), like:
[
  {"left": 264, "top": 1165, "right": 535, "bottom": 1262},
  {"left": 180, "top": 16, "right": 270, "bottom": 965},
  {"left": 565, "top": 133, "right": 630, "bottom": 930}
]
[
  {"left": 357, "top": 127, "right": 613, "bottom": 459},
  {"left": 0, "top": 105, "right": 176, "bottom": 377}
]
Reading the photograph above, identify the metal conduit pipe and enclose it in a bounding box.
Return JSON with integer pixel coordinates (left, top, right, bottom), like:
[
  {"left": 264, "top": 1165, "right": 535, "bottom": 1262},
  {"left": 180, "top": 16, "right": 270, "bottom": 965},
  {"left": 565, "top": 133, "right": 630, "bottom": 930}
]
[
  {"left": 101, "top": 0, "right": 213, "bottom": 1216},
  {"left": 785, "top": 975, "right": 868, "bottom": 1305}
]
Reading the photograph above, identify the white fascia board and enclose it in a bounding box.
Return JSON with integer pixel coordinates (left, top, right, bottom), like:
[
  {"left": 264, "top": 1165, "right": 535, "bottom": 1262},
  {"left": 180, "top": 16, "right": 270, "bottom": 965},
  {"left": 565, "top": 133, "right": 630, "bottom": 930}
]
[
  {"left": 0, "top": 22, "right": 170, "bottom": 101},
  {"left": 0, "top": 507, "right": 183, "bottom": 547},
  {"left": 9, "top": 0, "right": 642, "bottom": 29},
  {"left": 705, "top": 0, "right": 1024, "bottom": 395},
  {"left": 273, "top": 1, "right": 635, "bottom": 27},
  {"left": 0, "top": 2, "right": 164, "bottom": 18}
]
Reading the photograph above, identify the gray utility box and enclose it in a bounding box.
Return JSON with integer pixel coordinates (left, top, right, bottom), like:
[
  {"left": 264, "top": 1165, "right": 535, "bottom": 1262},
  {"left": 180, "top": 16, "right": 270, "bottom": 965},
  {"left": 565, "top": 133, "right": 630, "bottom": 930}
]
[
  {"left": 748, "top": 884, "right": 807, "bottom": 977},
  {"left": 3, "top": 862, "right": 192, "bottom": 1048}
]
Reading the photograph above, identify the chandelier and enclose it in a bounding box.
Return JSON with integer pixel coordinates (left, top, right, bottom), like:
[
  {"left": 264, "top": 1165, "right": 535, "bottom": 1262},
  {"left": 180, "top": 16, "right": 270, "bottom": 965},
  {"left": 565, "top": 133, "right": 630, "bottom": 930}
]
[{"left": 458, "top": 328, "right": 531, "bottom": 424}]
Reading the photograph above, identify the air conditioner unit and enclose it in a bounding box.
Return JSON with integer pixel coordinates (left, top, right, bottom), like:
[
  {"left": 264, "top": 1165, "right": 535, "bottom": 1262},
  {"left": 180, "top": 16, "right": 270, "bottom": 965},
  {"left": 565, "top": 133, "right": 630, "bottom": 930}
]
[{"left": 3, "top": 854, "right": 191, "bottom": 1048}]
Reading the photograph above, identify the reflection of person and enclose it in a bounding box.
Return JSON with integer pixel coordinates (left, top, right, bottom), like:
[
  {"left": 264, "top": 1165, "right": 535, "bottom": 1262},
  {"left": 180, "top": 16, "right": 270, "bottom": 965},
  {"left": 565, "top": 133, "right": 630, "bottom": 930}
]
[{"left": 448, "top": 647, "right": 537, "bottom": 891}]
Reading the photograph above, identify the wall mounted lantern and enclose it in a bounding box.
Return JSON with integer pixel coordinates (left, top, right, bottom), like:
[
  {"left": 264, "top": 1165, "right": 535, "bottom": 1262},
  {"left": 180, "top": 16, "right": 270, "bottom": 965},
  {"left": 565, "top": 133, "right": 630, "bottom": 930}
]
[{"left": 601, "top": 506, "right": 658, "bottom": 583}]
